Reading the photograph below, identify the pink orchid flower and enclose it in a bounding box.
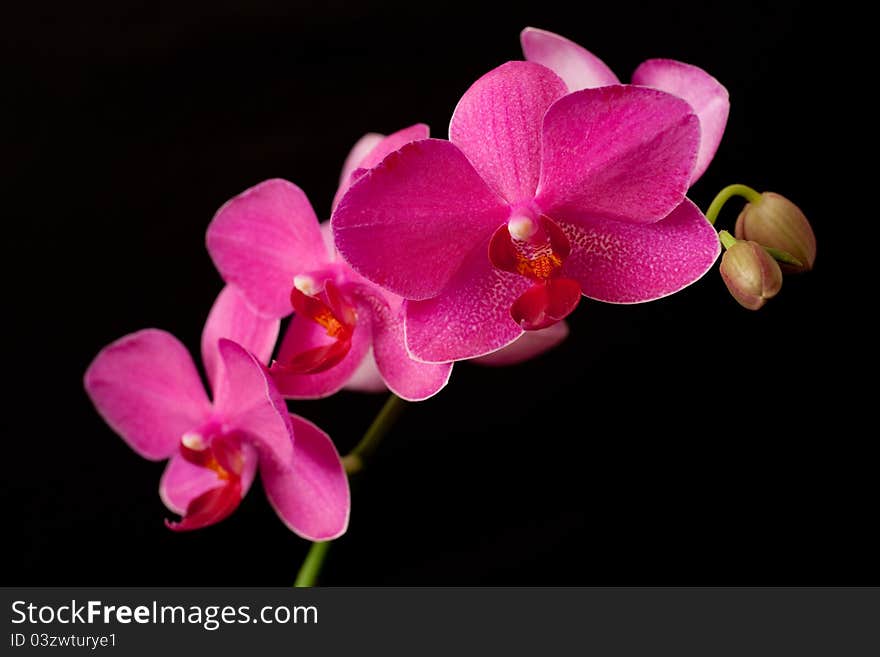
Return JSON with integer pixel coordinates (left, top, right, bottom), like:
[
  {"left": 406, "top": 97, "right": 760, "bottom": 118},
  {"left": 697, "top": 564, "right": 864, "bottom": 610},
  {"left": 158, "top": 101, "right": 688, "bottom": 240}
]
[
  {"left": 206, "top": 125, "right": 454, "bottom": 401},
  {"left": 521, "top": 27, "right": 730, "bottom": 185},
  {"left": 84, "top": 285, "right": 350, "bottom": 539},
  {"left": 332, "top": 61, "right": 721, "bottom": 362},
  {"left": 344, "top": 136, "right": 574, "bottom": 379},
  {"left": 341, "top": 135, "right": 572, "bottom": 377}
]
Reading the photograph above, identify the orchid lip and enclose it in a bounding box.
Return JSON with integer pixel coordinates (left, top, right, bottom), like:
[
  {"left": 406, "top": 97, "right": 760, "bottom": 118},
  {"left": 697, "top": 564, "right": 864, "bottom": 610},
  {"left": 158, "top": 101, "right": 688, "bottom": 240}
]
[
  {"left": 511, "top": 277, "right": 582, "bottom": 330},
  {"left": 165, "top": 479, "right": 243, "bottom": 532},
  {"left": 488, "top": 213, "right": 582, "bottom": 331},
  {"left": 168, "top": 429, "right": 247, "bottom": 531},
  {"left": 271, "top": 279, "right": 358, "bottom": 375}
]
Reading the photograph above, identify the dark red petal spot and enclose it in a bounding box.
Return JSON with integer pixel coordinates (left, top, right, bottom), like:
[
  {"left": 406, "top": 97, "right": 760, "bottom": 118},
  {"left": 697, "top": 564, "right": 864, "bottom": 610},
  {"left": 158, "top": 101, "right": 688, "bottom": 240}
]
[{"left": 165, "top": 479, "right": 243, "bottom": 532}]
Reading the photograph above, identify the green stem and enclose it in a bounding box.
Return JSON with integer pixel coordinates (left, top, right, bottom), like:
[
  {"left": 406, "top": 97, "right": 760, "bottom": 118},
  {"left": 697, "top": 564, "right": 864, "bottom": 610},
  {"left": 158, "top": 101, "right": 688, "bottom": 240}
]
[
  {"left": 718, "top": 230, "right": 737, "bottom": 250},
  {"left": 293, "top": 393, "right": 407, "bottom": 587},
  {"left": 705, "top": 184, "right": 762, "bottom": 226},
  {"left": 294, "top": 541, "right": 331, "bottom": 587},
  {"left": 342, "top": 394, "right": 406, "bottom": 475}
]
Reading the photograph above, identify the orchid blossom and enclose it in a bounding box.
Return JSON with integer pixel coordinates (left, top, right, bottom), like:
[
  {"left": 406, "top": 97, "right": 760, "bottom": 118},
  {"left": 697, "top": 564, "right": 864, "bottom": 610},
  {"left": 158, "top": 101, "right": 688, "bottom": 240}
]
[
  {"left": 332, "top": 61, "right": 721, "bottom": 363},
  {"left": 520, "top": 27, "right": 730, "bottom": 185},
  {"left": 84, "top": 286, "right": 350, "bottom": 539},
  {"left": 206, "top": 126, "right": 454, "bottom": 401},
  {"left": 341, "top": 137, "right": 572, "bottom": 372}
]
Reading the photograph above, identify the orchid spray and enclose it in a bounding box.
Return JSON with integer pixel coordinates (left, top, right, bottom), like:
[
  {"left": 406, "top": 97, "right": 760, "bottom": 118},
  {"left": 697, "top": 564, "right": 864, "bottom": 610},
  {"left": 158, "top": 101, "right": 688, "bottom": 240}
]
[{"left": 84, "top": 26, "right": 816, "bottom": 586}]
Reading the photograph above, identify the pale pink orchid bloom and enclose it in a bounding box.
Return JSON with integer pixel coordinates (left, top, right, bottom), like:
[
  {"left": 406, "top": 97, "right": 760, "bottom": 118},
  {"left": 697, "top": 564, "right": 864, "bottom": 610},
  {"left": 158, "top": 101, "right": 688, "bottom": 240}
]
[
  {"left": 521, "top": 27, "right": 730, "bottom": 185},
  {"left": 332, "top": 61, "right": 721, "bottom": 363},
  {"left": 84, "top": 286, "right": 350, "bottom": 539},
  {"left": 206, "top": 126, "right": 455, "bottom": 401}
]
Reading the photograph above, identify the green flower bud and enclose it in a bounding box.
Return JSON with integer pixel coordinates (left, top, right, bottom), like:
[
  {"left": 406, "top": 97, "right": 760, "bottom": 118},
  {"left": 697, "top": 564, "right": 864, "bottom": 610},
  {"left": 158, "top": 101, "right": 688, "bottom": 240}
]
[
  {"left": 720, "top": 240, "right": 783, "bottom": 310},
  {"left": 734, "top": 192, "right": 816, "bottom": 272}
]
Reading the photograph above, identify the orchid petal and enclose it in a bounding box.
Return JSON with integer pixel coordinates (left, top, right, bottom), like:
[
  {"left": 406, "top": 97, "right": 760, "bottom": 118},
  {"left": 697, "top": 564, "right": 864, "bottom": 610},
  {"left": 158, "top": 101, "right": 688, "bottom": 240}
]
[
  {"left": 332, "top": 124, "right": 431, "bottom": 211},
  {"left": 319, "top": 220, "right": 338, "bottom": 261},
  {"left": 449, "top": 61, "right": 567, "bottom": 203},
  {"left": 213, "top": 339, "right": 294, "bottom": 467},
  {"left": 520, "top": 27, "right": 620, "bottom": 91},
  {"left": 343, "top": 349, "right": 387, "bottom": 393},
  {"left": 201, "top": 286, "right": 280, "bottom": 395},
  {"left": 357, "top": 124, "right": 431, "bottom": 172},
  {"left": 84, "top": 329, "right": 211, "bottom": 461},
  {"left": 561, "top": 198, "right": 720, "bottom": 303},
  {"left": 352, "top": 290, "right": 453, "bottom": 401},
  {"left": 405, "top": 241, "right": 530, "bottom": 362},
  {"left": 333, "top": 139, "right": 508, "bottom": 300},
  {"left": 206, "top": 179, "right": 327, "bottom": 318},
  {"left": 536, "top": 85, "right": 699, "bottom": 225},
  {"left": 262, "top": 414, "right": 350, "bottom": 540},
  {"left": 633, "top": 59, "right": 729, "bottom": 184},
  {"left": 473, "top": 321, "right": 569, "bottom": 366},
  {"left": 338, "top": 133, "right": 384, "bottom": 189}
]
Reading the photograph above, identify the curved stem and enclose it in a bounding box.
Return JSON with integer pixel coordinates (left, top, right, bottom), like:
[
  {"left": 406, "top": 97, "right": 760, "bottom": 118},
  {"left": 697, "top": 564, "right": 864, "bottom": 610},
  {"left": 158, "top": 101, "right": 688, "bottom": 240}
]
[
  {"left": 342, "top": 393, "right": 406, "bottom": 475},
  {"left": 294, "top": 541, "right": 331, "bottom": 587},
  {"left": 293, "top": 393, "right": 407, "bottom": 587},
  {"left": 705, "top": 184, "right": 762, "bottom": 226}
]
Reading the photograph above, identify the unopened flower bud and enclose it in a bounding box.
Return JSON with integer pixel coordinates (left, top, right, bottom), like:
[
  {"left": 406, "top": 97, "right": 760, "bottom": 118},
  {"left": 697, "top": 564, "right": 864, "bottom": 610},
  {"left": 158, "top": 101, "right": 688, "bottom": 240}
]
[
  {"left": 720, "top": 239, "right": 783, "bottom": 310},
  {"left": 734, "top": 192, "right": 816, "bottom": 272}
]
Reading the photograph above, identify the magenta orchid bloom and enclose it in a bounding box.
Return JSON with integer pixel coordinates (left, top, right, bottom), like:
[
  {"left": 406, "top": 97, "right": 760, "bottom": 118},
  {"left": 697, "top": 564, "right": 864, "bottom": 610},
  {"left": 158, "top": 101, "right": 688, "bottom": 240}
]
[
  {"left": 332, "top": 61, "right": 721, "bottom": 362},
  {"left": 206, "top": 125, "right": 453, "bottom": 401},
  {"left": 84, "top": 286, "right": 350, "bottom": 539},
  {"left": 521, "top": 27, "right": 730, "bottom": 185},
  {"left": 345, "top": 134, "right": 572, "bottom": 373}
]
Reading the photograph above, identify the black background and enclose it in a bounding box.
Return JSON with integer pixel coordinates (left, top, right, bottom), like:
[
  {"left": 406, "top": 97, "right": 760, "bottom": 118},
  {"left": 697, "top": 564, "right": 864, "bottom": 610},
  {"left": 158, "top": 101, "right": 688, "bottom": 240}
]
[{"left": 4, "top": 1, "right": 867, "bottom": 585}]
